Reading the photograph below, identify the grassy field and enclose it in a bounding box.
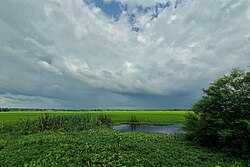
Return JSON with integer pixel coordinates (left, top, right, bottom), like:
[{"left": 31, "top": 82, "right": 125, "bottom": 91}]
[
  {"left": 0, "top": 129, "right": 247, "bottom": 166},
  {"left": 0, "top": 110, "right": 187, "bottom": 125},
  {"left": 0, "top": 112, "right": 248, "bottom": 166}
]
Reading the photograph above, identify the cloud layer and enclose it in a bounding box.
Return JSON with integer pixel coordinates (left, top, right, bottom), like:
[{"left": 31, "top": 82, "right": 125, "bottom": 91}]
[{"left": 0, "top": 0, "right": 249, "bottom": 109}]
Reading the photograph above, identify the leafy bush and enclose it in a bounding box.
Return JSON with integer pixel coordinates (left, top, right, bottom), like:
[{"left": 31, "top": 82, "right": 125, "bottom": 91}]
[{"left": 184, "top": 69, "right": 250, "bottom": 159}]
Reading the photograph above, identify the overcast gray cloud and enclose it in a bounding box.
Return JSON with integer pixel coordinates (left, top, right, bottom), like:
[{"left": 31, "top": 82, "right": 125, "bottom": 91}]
[{"left": 0, "top": 0, "right": 249, "bottom": 109}]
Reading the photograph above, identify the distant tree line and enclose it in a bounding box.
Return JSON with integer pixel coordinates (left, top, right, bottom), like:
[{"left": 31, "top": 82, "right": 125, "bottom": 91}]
[
  {"left": 0, "top": 108, "right": 191, "bottom": 112},
  {"left": 0, "top": 108, "right": 10, "bottom": 112}
]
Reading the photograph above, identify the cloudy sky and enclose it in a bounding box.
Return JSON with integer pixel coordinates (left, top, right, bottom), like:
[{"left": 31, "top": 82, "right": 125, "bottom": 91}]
[{"left": 0, "top": 0, "right": 249, "bottom": 109}]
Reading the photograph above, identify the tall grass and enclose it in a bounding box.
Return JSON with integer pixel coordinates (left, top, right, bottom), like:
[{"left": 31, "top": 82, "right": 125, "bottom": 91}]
[
  {"left": 0, "top": 114, "right": 111, "bottom": 135},
  {"left": 96, "top": 114, "right": 112, "bottom": 126},
  {"left": 127, "top": 115, "right": 140, "bottom": 124}
]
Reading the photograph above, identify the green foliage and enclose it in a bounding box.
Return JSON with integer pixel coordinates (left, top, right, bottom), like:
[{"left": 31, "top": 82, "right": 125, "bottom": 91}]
[
  {"left": 0, "top": 109, "right": 248, "bottom": 166},
  {"left": 184, "top": 69, "right": 250, "bottom": 159},
  {"left": 0, "top": 130, "right": 248, "bottom": 166},
  {"left": 0, "top": 114, "right": 93, "bottom": 135},
  {"left": 96, "top": 114, "right": 112, "bottom": 126},
  {"left": 127, "top": 115, "right": 140, "bottom": 124}
]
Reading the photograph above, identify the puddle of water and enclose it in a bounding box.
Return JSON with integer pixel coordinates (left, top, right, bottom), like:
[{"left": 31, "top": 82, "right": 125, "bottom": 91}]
[{"left": 112, "top": 124, "right": 184, "bottom": 134}]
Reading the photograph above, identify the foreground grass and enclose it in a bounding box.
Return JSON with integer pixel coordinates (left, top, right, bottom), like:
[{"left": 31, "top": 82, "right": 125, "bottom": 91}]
[
  {"left": 0, "top": 129, "right": 248, "bottom": 167},
  {"left": 0, "top": 110, "right": 187, "bottom": 125},
  {"left": 0, "top": 114, "right": 248, "bottom": 166}
]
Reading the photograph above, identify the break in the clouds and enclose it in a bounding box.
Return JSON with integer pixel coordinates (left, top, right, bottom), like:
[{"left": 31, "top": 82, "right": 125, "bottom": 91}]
[
  {"left": 0, "top": 0, "right": 249, "bottom": 109},
  {"left": 103, "top": 0, "right": 170, "bottom": 7}
]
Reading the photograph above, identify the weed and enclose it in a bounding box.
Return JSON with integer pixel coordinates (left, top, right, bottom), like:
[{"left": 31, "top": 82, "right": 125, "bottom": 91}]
[
  {"left": 0, "top": 129, "right": 248, "bottom": 167},
  {"left": 0, "top": 114, "right": 94, "bottom": 135},
  {"left": 96, "top": 114, "right": 112, "bottom": 126},
  {"left": 127, "top": 115, "right": 140, "bottom": 124}
]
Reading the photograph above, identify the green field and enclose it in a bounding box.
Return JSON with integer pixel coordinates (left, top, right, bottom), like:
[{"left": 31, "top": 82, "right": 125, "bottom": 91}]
[
  {"left": 0, "top": 111, "right": 248, "bottom": 166},
  {"left": 0, "top": 110, "right": 187, "bottom": 125},
  {"left": 1, "top": 129, "right": 247, "bottom": 167}
]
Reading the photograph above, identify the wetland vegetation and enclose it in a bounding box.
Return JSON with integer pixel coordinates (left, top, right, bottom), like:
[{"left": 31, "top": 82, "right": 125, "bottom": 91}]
[{"left": 0, "top": 112, "right": 249, "bottom": 166}]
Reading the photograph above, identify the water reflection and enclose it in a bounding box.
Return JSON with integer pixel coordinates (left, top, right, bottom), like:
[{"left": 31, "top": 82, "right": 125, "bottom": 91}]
[
  {"left": 129, "top": 124, "right": 141, "bottom": 131},
  {"left": 112, "top": 124, "right": 184, "bottom": 134}
]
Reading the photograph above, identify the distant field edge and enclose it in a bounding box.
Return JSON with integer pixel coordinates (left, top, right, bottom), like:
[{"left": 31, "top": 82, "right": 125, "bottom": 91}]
[{"left": 0, "top": 110, "right": 191, "bottom": 124}]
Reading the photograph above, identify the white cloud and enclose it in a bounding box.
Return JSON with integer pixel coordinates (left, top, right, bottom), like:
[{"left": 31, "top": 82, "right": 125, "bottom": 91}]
[
  {"left": 247, "top": 9, "right": 250, "bottom": 20},
  {"left": 108, "top": 0, "right": 175, "bottom": 7},
  {"left": 0, "top": 0, "right": 249, "bottom": 108},
  {"left": 38, "top": 60, "right": 62, "bottom": 75}
]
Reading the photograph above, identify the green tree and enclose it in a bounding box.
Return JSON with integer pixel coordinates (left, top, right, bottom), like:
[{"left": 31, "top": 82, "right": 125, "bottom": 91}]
[{"left": 184, "top": 69, "right": 250, "bottom": 158}]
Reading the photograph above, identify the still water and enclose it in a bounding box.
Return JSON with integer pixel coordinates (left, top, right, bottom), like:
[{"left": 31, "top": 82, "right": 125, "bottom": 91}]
[{"left": 112, "top": 124, "right": 184, "bottom": 134}]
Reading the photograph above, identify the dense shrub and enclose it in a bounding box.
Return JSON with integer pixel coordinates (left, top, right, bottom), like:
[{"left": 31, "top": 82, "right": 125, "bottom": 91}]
[{"left": 184, "top": 69, "right": 250, "bottom": 159}]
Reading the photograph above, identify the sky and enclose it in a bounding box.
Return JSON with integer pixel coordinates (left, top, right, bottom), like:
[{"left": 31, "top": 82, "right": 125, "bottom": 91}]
[{"left": 0, "top": 0, "right": 249, "bottom": 109}]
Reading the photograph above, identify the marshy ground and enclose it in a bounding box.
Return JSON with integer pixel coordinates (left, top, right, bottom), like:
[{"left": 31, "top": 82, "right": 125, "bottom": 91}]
[{"left": 0, "top": 111, "right": 248, "bottom": 166}]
